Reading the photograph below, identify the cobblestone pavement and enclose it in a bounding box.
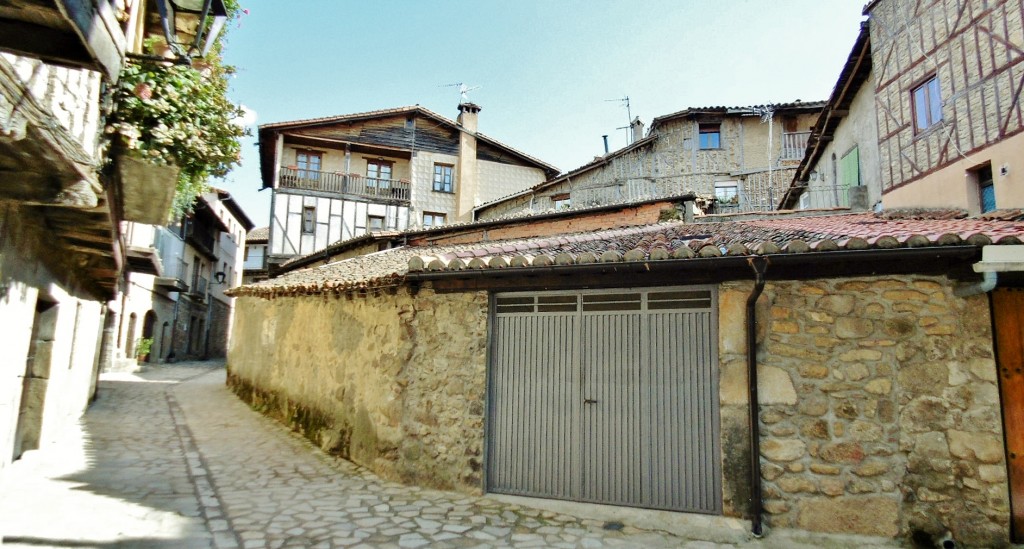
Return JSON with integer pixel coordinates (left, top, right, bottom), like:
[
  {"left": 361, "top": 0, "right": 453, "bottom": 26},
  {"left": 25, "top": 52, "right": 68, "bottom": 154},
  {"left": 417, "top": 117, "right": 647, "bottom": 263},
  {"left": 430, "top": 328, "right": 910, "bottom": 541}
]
[{"left": 1, "top": 362, "right": 899, "bottom": 548}]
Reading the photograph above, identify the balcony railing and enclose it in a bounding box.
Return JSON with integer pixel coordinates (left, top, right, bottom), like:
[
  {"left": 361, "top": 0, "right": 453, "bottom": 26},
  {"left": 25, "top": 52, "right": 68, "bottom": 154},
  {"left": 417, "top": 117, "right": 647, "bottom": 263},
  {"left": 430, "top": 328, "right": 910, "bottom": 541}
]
[
  {"left": 780, "top": 131, "right": 811, "bottom": 161},
  {"left": 191, "top": 275, "right": 208, "bottom": 299},
  {"left": 279, "top": 167, "right": 411, "bottom": 202}
]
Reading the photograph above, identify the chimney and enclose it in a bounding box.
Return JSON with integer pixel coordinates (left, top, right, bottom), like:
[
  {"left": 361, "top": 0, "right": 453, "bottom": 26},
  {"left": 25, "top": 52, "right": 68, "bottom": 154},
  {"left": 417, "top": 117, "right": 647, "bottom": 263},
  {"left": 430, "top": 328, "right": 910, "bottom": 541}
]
[
  {"left": 630, "top": 117, "right": 644, "bottom": 143},
  {"left": 455, "top": 103, "right": 482, "bottom": 221},
  {"left": 457, "top": 102, "right": 481, "bottom": 133},
  {"left": 602, "top": 135, "right": 609, "bottom": 154}
]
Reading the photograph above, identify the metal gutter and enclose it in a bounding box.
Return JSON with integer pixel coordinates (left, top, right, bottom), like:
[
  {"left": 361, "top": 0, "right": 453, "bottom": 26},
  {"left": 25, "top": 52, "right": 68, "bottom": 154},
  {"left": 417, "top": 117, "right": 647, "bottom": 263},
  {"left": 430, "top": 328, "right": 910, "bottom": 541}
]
[{"left": 405, "top": 246, "right": 982, "bottom": 284}]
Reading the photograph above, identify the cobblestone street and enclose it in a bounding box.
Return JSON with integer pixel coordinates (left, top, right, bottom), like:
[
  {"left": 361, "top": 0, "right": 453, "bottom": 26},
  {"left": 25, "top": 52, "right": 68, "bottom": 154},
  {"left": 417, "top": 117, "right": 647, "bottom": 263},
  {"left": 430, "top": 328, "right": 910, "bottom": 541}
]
[
  {"left": 0, "top": 362, "right": 896, "bottom": 549},
  {"left": 0, "top": 362, "right": 707, "bottom": 548}
]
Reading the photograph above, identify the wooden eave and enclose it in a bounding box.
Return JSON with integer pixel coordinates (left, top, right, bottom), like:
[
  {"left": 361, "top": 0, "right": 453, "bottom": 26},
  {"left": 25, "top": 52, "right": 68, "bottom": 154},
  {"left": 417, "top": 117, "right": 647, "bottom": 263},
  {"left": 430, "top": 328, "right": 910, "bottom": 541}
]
[
  {"left": 283, "top": 134, "right": 414, "bottom": 160},
  {"left": 0, "top": 0, "right": 126, "bottom": 81},
  {"left": 780, "top": 22, "right": 873, "bottom": 210}
]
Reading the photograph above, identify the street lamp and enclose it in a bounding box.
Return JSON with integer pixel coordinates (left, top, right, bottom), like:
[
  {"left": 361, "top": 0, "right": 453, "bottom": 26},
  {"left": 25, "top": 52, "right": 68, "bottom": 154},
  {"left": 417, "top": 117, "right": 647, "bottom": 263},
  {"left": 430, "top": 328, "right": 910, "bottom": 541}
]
[{"left": 154, "top": 0, "right": 229, "bottom": 62}]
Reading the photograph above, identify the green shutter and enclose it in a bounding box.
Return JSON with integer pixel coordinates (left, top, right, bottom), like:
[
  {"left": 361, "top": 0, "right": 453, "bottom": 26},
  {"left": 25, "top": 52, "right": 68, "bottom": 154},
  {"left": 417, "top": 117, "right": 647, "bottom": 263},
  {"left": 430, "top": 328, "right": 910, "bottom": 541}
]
[{"left": 840, "top": 147, "right": 860, "bottom": 188}]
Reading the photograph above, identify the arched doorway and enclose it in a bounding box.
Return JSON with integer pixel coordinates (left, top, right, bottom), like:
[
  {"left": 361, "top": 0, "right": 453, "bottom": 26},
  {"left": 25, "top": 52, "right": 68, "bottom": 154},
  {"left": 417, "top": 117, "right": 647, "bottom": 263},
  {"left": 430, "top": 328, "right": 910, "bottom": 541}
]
[{"left": 141, "top": 311, "right": 157, "bottom": 363}]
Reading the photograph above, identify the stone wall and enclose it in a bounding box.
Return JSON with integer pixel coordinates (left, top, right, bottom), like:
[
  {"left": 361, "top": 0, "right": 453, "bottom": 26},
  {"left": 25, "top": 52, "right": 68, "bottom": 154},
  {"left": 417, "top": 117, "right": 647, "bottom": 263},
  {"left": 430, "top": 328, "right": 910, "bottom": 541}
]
[
  {"left": 720, "top": 276, "right": 1009, "bottom": 545},
  {"left": 227, "top": 287, "right": 489, "bottom": 492}
]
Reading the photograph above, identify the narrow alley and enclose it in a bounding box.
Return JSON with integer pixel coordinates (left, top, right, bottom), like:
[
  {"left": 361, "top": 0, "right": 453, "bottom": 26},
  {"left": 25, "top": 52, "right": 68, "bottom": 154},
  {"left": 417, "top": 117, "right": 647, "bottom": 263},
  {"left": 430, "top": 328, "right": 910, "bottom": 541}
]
[{"left": 0, "top": 362, "right": 738, "bottom": 549}]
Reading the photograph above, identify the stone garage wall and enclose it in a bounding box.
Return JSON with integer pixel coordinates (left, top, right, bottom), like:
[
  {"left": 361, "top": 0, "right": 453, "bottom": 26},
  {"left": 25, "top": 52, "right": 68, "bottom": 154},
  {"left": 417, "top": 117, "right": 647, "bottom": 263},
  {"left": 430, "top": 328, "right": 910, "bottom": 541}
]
[
  {"left": 226, "top": 287, "right": 489, "bottom": 493},
  {"left": 719, "top": 276, "right": 1009, "bottom": 546}
]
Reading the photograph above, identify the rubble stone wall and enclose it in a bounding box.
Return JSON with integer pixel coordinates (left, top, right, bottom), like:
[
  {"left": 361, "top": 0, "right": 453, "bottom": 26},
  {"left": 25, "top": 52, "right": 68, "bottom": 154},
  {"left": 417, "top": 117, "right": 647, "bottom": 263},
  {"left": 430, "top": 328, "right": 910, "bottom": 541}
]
[
  {"left": 227, "top": 287, "right": 489, "bottom": 493},
  {"left": 720, "top": 276, "right": 1009, "bottom": 546}
]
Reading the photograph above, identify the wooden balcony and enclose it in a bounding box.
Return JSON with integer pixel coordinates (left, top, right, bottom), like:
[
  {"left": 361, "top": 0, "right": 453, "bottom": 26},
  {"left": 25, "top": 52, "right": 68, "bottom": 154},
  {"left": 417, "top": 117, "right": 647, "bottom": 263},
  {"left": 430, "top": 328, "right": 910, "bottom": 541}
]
[
  {"left": 780, "top": 131, "right": 811, "bottom": 161},
  {"left": 279, "top": 167, "right": 411, "bottom": 203}
]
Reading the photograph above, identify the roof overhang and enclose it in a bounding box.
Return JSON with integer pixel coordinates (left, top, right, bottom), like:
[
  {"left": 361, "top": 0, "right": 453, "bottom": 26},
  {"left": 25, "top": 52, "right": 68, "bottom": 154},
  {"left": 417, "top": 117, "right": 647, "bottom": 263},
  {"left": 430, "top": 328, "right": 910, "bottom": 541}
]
[
  {"left": 0, "top": 0, "right": 126, "bottom": 81},
  {"left": 408, "top": 246, "right": 982, "bottom": 293}
]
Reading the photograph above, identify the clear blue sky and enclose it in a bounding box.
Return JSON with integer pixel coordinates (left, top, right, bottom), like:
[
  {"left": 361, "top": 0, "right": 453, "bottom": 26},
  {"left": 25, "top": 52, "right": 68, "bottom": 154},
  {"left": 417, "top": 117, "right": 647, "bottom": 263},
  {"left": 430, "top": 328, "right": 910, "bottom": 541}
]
[{"left": 218, "top": 1, "right": 868, "bottom": 228}]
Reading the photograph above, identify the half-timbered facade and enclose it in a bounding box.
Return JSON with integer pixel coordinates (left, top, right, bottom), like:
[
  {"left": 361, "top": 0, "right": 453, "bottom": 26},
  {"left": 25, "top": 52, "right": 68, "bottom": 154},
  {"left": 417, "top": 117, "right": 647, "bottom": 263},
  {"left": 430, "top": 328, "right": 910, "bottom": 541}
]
[
  {"left": 258, "top": 104, "right": 558, "bottom": 270},
  {"left": 867, "top": 0, "right": 1024, "bottom": 211},
  {"left": 475, "top": 102, "right": 823, "bottom": 221}
]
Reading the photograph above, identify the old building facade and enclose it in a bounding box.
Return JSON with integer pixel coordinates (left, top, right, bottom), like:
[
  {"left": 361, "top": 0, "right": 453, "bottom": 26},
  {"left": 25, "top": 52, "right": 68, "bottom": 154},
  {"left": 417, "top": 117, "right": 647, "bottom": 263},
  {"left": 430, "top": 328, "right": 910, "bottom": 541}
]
[
  {"left": 475, "top": 102, "right": 822, "bottom": 221},
  {"left": 112, "top": 189, "right": 252, "bottom": 370},
  {"left": 258, "top": 104, "right": 558, "bottom": 271},
  {"left": 227, "top": 210, "right": 1024, "bottom": 546}
]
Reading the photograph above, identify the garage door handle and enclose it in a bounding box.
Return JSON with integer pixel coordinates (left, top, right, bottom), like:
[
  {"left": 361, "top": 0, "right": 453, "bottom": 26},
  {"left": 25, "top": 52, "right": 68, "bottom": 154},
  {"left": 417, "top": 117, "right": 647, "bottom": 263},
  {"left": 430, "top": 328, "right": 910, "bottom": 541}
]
[{"left": 584, "top": 398, "right": 598, "bottom": 404}]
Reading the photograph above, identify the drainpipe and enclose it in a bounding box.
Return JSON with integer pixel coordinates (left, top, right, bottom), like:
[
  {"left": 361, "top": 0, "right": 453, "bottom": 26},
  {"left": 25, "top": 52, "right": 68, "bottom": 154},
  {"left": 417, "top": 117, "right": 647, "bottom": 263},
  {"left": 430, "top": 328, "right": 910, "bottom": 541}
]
[
  {"left": 953, "top": 271, "right": 997, "bottom": 297},
  {"left": 746, "top": 256, "right": 769, "bottom": 538}
]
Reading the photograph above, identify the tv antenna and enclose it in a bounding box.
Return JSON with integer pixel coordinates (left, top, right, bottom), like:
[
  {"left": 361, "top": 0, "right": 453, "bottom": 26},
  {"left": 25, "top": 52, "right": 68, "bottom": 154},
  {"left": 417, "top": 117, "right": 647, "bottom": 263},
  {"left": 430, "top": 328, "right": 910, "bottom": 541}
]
[
  {"left": 605, "top": 96, "right": 633, "bottom": 142},
  {"left": 441, "top": 82, "right": 481, "bottom": 103}
]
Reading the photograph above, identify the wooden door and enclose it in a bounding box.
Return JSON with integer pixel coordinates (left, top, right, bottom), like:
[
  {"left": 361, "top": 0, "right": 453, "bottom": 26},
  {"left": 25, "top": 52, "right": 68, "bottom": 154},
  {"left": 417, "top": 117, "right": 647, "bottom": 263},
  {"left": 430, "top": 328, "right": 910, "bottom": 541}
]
[{"left": 995, "top": 288, "right": 1024, "bottom": 542}]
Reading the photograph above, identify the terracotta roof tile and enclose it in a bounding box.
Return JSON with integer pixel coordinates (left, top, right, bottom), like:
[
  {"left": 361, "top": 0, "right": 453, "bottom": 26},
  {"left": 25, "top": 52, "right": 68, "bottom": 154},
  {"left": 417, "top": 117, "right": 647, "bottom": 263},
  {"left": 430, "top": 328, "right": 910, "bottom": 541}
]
[{"left": 229, "top": 212, "right": 1024, "bottom": 299}]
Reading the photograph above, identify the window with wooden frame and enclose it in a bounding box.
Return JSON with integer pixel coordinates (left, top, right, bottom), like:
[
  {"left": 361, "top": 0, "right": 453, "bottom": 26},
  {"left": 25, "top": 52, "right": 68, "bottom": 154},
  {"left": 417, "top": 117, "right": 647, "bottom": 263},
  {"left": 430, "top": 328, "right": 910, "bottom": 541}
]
[
  {"left": 367, "top": 215, "right": 385, "bottom": 232},
  {"left": 433, "top": 163, "right": 454, "bottom": 193},
  {"left": 912, "top": 75, "right": 943, "bottom": 133},
  {"left": 296, "top": 150, "right": 322, "bottom": 180},
  {"left": 301, "top": 206, "right": 316, "bottom": 234},
  {"left": 699, "top": 123, "right": 721, "bottom": 149},
  {"left": 423, "top": 212, "right": 446, "bottom": 228},
  {"left": 366, "top": 159, "right": 393, "bottom": 191},
  {"left": 552, "top": 193, "right": 571, "bottom": 210}
]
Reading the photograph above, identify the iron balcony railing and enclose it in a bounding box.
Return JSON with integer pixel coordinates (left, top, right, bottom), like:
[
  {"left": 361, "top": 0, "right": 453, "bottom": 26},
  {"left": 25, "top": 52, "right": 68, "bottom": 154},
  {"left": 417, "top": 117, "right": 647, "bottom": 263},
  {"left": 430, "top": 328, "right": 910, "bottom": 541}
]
[
  {"left": 279, "top": 167, "right": 411, "bottom": 202},
  {"left": 780, "top": 131, "right": 811, "bottom": 161}
]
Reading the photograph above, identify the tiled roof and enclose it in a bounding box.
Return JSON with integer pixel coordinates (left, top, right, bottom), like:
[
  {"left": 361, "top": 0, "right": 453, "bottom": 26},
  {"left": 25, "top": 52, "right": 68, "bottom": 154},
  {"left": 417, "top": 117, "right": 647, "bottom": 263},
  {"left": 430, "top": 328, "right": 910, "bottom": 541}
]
[
  {"left": 258, "top": 105, "right": 559, "bottom": 176},
  {"left": 649, "top": 100, "right": 827, "bottom": 132},
  {"left": 246, "top": 226, "right": 269, "bottom": 242},
  {"left": 229, "top": 212, "right": 1024, "bottom": 298}
]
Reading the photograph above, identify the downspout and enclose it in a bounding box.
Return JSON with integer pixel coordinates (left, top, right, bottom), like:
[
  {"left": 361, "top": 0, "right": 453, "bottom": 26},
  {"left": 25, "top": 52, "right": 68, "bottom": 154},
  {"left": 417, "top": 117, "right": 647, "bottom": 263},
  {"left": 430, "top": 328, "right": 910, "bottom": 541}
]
[
  {"left": 953, "top": 271, "right": 996, "bottom": 297},
  {"left": 746, "top": 256, "right": 769, "bottom": 538}
]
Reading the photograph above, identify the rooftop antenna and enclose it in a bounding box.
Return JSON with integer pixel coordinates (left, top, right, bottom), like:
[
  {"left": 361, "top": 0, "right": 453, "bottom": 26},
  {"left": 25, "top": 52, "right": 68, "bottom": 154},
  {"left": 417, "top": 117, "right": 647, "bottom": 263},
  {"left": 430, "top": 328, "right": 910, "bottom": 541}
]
[
  {"left": 441, "top": 82, "right": 481, "bottom": 104},
  {"left": 605, "top": 96, "right": 632, "bottom": 142}
]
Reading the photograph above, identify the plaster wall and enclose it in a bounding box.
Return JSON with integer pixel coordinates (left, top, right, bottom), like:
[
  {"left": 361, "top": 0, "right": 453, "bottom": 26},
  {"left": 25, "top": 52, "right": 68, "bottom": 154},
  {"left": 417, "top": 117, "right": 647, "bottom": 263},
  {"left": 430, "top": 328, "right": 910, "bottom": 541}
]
[
  {"left": 2, "top": 53, "right": 102, "bottom": 160},
  {"left": 0, "top": 203, "right": 103, "bottom": 477},
  {"left": 409, "top": 152, "right": 459, "bottom": 226},
  {"left": 801, "top": 69, "right": 883, "bottom": 209},
  {"left": 882, "top": 132, "right": 1024, "bottom": 211}
]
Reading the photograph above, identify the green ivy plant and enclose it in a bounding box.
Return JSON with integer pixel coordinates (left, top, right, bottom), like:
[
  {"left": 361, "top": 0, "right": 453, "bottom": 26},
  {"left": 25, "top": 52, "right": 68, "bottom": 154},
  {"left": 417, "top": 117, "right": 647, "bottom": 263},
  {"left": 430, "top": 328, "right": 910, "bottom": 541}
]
[
  {"left": 106, "top": 35, "right": 246, "bottom": 220},
  {"left": 135, "top": 336, "right": 154, "bottom": 359}
]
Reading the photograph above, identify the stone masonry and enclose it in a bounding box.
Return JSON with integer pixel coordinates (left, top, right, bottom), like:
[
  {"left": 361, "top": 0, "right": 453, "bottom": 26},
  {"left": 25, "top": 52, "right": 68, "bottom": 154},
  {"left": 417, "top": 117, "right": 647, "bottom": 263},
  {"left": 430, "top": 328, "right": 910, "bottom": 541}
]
[
  {"left": 227, "top": 287, "right": 490, "bottom": 494},
  {"left": 720, "top": 276, "right": 1009, "bottom": 546}
]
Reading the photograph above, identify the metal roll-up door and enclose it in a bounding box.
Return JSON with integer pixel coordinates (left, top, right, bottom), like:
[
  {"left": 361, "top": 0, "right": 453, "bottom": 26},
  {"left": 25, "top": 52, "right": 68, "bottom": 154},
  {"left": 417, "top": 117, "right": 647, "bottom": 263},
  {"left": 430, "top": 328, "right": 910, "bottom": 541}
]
[{"left": 486, "top": 287, "right": 720, "bottom": 514}]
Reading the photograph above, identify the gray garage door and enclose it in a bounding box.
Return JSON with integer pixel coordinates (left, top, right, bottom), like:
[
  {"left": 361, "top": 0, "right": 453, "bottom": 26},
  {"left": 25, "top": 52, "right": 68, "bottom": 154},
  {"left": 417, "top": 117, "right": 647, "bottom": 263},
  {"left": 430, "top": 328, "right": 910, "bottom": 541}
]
[{"left": 487, "top": 287, "right": 721, "bottom": 514}]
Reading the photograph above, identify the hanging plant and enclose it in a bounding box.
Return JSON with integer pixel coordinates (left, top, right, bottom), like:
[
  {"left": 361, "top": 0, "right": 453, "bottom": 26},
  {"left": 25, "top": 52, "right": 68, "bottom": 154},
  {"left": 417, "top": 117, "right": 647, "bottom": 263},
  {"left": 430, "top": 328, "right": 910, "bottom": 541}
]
[{"left": 106, "top": 31, "right": 247, "bottom": 220}]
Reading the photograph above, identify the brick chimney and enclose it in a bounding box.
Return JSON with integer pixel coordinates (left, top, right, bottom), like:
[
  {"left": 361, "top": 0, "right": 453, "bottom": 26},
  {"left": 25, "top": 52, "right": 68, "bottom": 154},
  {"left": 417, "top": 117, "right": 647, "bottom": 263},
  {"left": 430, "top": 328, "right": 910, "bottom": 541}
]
[{"left": 455, "top": 103, "right": 481, "bottom": 221}]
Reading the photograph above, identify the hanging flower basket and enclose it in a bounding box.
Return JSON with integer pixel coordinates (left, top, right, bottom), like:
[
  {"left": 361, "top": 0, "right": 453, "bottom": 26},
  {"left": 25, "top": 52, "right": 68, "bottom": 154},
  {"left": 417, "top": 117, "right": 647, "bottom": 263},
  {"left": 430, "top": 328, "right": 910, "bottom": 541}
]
[{"left": 115, "top": 150, "right": 179, "bottom": 225}]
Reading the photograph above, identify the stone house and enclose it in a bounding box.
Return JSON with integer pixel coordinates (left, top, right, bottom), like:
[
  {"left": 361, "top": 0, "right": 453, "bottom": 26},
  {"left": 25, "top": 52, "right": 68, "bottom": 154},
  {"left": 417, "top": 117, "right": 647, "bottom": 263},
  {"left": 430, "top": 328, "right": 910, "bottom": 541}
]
[
  {"left": 0, "top": 0, "right": 242, "bottom": 471},
  {"left": 257, "top": 103, "right": 559, "bottom": 272},
  {"left": 786, "top": 0, "right": 1024, "bottom": 214},
  {"left": 112, "top": 188, "right": 253, "bottom": 369},
  {"left": 242, "top": 226, "right": 270, "bottom": 284},
  {"left": 227, "top": 207, "right": 1024, "bottom": 546},
  {"left": 475, "top": 101, "right": 823, "bottom": 221}
]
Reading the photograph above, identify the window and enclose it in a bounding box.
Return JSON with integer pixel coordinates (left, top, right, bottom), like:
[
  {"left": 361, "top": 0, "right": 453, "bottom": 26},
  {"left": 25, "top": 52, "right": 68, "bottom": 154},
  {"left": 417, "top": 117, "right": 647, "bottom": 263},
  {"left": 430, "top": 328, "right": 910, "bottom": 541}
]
[
  {"left": 433, "top": 164, "right": 454, "bottom": 193},
  {"left": 699, "top": 123, "right": 721, "bottom": 149},
  {"left": 423, "top": 212, "right": 446, "bottom": 228},
  {"left": 302, "top": 206, "right": 315, "bottom": 234},
  {"left": 912, "top": 76, "right": 943, "bottom": 132},
  {"left": 976, "top": 164, "right": 995, "bottom": 213},
  {"left": 296, "top": 150, "right": 322, "bottom": 179},
  {"left": 799, "top": 192, "right": 811, "bottom": 210},
  {"left": 367, "top": 160, "right": 393, "bottom": 191},
  {"left": 840, "top": 147, "right": 860, "bottom": 188},
  {"left": 552, "top": 193, "right": 571, "bottom": 210},
  {"left": 367, "top": 215, "right": 385, "bottom": 232},
  {"left": 714, "top": 181, "right": 739, "bottom": 204}
]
